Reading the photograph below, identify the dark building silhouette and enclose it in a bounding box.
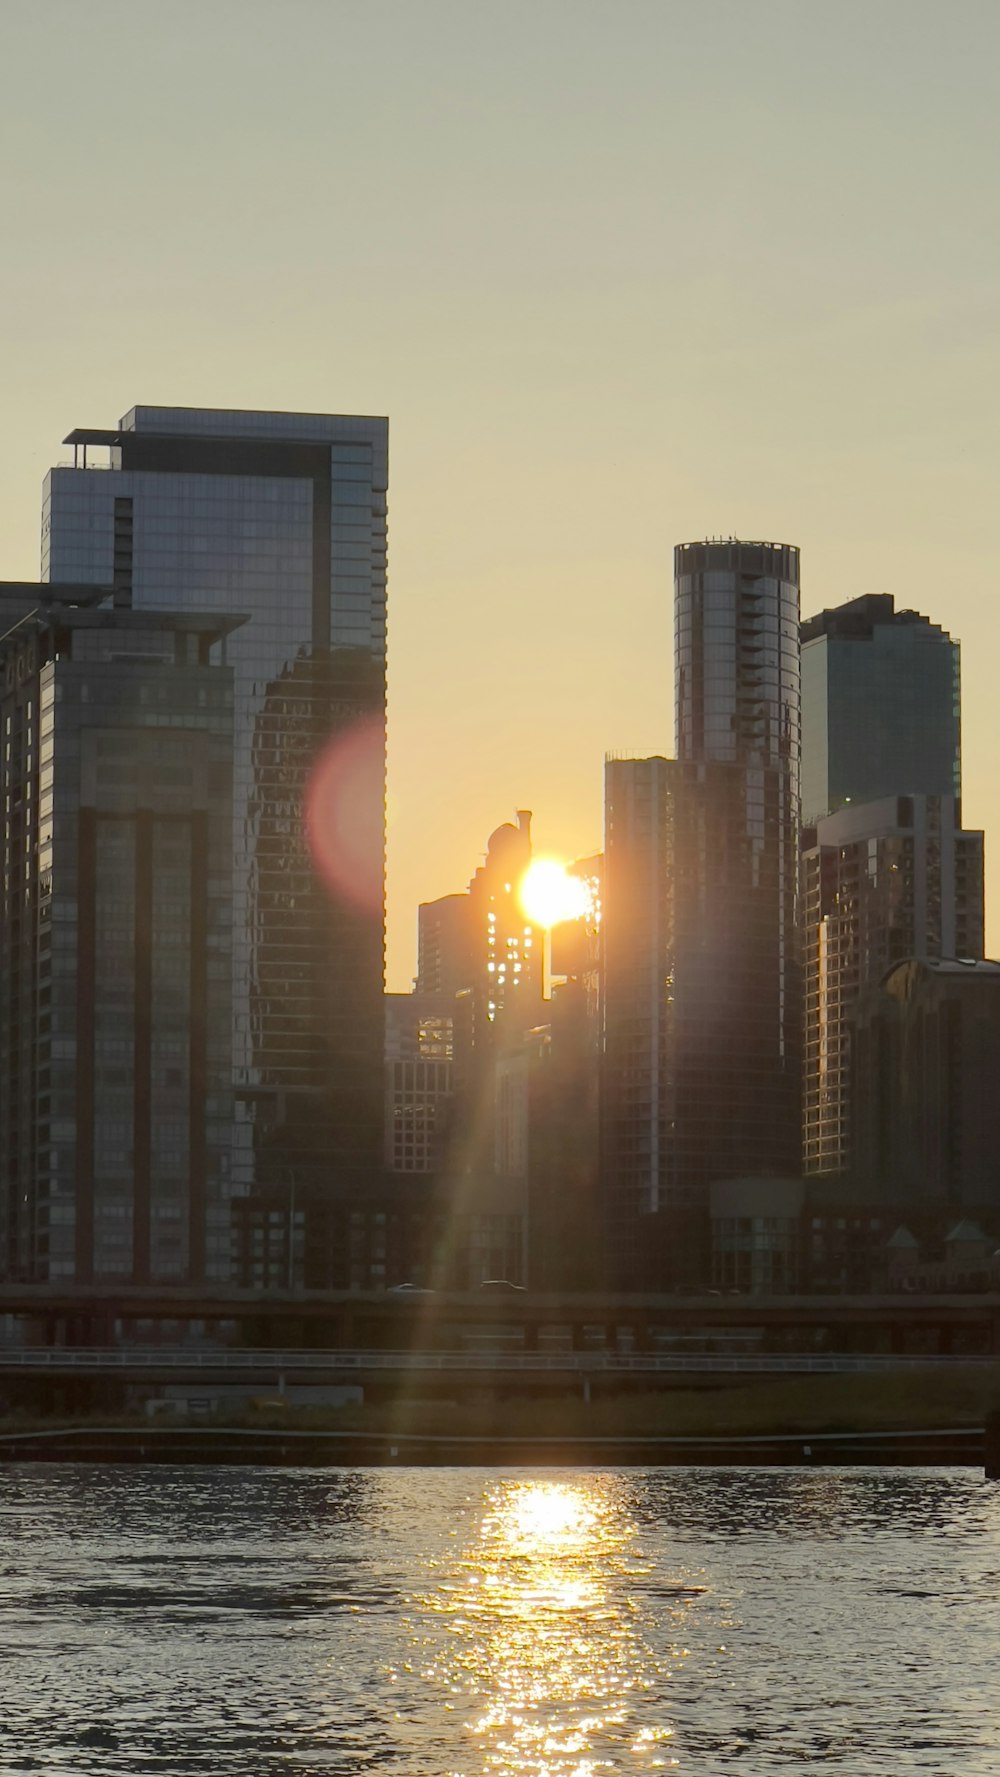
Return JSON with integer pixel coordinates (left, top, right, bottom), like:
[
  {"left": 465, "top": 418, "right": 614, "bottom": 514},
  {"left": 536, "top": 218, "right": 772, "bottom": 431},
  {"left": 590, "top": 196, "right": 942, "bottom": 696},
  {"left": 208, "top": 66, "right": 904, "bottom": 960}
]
[
  {"left": 409, "top": 813, "right": 548, "bottom": 1288},
  {"left": 383, "top": 991, "right": 453, "bottom": 1178},
  {"left": 800, "top": 594, "right": 960, "bottom": 825},
  {"left": 0, "top": 589, "right": 237, "bottom": 1283},
  {"left": 495, "top": 980, "right": 602, "bottom": 1292},
  {"left": 602, "top": 540, "right": 801, "bottom": 1289},
  {"left": 802, "top": 795, "right": 984, "bottom": 1176},
  {"left": 417, "top": 812, "right": 541, "bottom": 1028},
  {"left": 417, "top": 894, "right": 479, "bottom": 1003},
  {"left": 853, "top": 957, "right": 1000, "bottom": 1212}
]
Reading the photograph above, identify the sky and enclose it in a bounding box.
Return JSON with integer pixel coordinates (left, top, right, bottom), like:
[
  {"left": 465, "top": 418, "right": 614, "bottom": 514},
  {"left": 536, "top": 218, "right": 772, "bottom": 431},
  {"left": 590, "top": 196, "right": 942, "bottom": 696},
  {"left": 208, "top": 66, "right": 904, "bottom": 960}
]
[{"left": 1, "top": 0, "right": 999, "bottom": 989}]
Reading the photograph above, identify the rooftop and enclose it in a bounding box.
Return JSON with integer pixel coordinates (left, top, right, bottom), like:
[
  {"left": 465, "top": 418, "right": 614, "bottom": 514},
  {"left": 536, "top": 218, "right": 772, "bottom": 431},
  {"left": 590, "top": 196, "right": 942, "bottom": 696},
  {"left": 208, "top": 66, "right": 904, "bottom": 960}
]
[{"left": 801, "top": 594, "right": 954, "bottom": 645}]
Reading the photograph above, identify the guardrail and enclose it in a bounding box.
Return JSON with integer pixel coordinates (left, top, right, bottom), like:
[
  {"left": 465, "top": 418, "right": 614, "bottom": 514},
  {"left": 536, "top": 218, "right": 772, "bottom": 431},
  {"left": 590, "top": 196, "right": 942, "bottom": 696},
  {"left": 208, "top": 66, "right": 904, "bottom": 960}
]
[{"left": 0, "top": 1347, "right": 994, "bottom": 1375}]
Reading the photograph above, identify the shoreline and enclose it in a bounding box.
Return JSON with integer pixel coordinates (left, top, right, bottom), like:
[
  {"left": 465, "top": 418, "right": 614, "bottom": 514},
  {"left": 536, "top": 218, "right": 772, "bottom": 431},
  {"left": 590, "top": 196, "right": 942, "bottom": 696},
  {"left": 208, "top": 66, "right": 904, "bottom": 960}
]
[{"left": 0, "top": 1423, "right": 984, "bottom": 1468}]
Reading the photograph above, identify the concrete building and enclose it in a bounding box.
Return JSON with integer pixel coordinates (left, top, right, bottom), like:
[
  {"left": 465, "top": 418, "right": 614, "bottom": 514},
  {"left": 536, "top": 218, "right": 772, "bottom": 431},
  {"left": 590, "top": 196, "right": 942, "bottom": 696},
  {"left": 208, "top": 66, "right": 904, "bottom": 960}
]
[
  {"left": 802, "top": 795, "right": 984, "bottom": 1176},
  {"left": 0, "top": 589, "right": 237, "bottom": 1283},
  {"left": 801, "top": 594, "right": 960, "bottom": 824},
  {"left": 44, "top": 406, "right": 389, "bottom": 1241}
]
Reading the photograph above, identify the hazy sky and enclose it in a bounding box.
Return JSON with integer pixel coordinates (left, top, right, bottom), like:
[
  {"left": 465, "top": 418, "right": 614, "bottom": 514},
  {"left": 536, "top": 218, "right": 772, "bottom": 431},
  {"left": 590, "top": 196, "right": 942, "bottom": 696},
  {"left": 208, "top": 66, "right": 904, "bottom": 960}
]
[{"left": 2, "top": 0, "right": 999, "bottom": 988}]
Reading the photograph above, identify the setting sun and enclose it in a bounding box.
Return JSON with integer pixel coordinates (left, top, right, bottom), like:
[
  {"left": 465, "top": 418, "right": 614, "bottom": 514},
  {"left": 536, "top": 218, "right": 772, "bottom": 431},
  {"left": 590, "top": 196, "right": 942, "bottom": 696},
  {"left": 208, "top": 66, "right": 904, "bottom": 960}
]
[{"left": 518, "top": 859, "right": 591, "bottom": 930}]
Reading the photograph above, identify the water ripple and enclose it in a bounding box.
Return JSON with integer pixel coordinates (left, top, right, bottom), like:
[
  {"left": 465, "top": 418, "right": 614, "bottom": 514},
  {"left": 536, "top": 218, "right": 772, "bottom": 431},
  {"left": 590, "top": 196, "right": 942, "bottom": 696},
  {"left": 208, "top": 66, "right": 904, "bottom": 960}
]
[{"left": 0, "top": 1464, "right": 998, "bottom": 1773}]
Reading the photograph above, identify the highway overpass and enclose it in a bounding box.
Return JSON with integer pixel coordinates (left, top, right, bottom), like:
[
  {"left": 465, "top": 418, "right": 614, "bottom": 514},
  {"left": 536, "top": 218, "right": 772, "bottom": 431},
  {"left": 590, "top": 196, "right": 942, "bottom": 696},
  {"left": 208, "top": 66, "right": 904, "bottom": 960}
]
[{"left": 0, "top": 1285, "right": 998, "bottom": 1358}]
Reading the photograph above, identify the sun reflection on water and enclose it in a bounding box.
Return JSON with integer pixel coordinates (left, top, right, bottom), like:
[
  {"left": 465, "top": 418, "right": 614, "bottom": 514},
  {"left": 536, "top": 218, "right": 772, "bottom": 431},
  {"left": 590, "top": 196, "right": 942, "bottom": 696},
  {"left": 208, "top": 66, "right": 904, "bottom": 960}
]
[{"left": 409, "top": 1477, "right": 683, "bottom": 1774}]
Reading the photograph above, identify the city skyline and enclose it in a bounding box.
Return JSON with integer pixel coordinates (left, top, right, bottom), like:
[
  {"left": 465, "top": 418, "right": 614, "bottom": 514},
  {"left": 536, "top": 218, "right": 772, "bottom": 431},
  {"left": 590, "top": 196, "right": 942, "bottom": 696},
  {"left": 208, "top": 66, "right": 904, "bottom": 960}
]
[{"left": 3, "top": 3, "right": 1000, "bottom": 992}]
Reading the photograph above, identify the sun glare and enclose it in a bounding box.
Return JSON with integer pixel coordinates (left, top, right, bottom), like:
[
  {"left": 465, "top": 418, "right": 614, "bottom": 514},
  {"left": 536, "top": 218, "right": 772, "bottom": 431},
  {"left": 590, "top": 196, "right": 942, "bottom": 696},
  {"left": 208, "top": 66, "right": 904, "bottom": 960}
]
[{"left": 518, "top": 859, "right": 591, "bottom": 930}]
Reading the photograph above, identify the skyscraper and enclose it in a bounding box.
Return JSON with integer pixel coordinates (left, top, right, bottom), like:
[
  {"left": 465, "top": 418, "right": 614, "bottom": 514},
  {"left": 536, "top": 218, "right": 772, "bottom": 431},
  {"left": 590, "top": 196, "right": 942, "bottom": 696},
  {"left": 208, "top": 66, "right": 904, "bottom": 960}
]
[
  {"left": 800, "top": 593, "right": 973, "bottom": 1182},
  {"left": 0, "top": 588, "right": 237, "bottom": 1283},
  {"left": 601, "top": 755, "right": 676, "bottom": 1284},
  {"left": 800, "top": 595, "right": 960, "bottom": 824},
  {"left": 601, "top": 541, "right": 802, "bottom": 1288},
  {"left": 44, "top": 407, "right": 388, "bottom": 1228},
  {"left": 802, "top": 796, "right": 984, "bottom": 1176},
  {"left": 672, "top": 539, "right": 802, "bottom": 1186}
]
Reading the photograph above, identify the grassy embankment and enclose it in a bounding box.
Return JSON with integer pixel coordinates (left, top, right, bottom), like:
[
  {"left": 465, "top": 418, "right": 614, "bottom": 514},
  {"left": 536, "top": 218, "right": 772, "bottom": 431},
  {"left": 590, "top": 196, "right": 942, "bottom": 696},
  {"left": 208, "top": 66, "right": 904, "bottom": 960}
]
[
  {"left": 229, "top": 1364, "right": 1000, "bottom": 1440},
  {"left": 0, "top": 1366, "right": 996, "bottom": 1443}
]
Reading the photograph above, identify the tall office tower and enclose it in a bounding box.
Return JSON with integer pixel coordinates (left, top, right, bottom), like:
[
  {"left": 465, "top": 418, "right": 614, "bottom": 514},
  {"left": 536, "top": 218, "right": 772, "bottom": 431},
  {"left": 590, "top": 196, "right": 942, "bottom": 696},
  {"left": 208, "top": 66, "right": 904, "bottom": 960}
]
[
  {"left": 44, "top": 408, "right": 388, "bottom": 1236},
  {"left": 673, "top": 542, "right": 802, "bottom": 1196},
  {"left": 602, "top": 541, "right": 802, "bottom": 1288},
  {"left": 801, "top": 595, "right": 960, "bottom": 824},
  {"left": 802, "top": 794, "right": 984, "bottom": 1177},
  {"left": 673, "top": 545, "right": 801, "bottom": 1107},
  {"left": 0, "top": 589, "right": 237, "bottom": 1283}
]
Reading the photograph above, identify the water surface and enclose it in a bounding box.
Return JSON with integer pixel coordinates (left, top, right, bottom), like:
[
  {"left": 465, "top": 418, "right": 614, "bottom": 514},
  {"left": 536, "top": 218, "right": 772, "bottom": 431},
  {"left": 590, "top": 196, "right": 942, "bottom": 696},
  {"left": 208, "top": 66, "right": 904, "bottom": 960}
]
[{"left": 1, "top": 1464, "right": 997, "bottom": 1774}]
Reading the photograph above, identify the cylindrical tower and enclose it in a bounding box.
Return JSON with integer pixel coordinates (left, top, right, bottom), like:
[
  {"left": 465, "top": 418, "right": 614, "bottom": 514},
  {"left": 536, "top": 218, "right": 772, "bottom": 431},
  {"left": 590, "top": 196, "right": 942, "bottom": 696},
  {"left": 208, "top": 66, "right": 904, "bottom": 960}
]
[
  {"left": 671, "top": 539, "right": 802, "bottom": 1232},
  {"left": 674, "top": 537, "right": 800, "bottom": 786}
]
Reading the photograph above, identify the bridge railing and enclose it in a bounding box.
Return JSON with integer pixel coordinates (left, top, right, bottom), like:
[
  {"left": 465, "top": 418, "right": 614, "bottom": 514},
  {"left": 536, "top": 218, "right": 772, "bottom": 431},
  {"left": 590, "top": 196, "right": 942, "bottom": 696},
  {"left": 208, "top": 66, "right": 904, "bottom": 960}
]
[{"left": 0, "top": 1347, "right": 995, "bottom": 1375}]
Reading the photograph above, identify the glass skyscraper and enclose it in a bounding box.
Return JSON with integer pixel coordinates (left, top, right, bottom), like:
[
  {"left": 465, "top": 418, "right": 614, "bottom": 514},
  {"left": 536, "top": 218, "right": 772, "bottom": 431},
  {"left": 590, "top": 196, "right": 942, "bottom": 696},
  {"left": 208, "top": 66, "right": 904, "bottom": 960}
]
[
  {"left": 43, "top": 407, "right": 388, "bottom": 1235},
  {"left": 601, "top": 541, "right": 802, "bottom": 1289},
  {"left": 673, "top": 539, "right": 802, "bottom": 1187},
  {"left": 0, "top": 590, "right": 238, "bottom": 1283},
  {"left": 800, "top": 595, "right": 960, "bottom": 824},
  {"left": 800, "top": 594, "right": 969, "bottom": 1182}
]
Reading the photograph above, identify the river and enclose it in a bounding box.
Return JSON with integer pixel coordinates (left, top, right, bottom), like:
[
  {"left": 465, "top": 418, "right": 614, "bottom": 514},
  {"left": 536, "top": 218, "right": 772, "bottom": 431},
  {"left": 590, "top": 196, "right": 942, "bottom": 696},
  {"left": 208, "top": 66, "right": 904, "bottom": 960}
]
[{"left": 1, "top": 1464, "right": 997, "bottom": 1774}]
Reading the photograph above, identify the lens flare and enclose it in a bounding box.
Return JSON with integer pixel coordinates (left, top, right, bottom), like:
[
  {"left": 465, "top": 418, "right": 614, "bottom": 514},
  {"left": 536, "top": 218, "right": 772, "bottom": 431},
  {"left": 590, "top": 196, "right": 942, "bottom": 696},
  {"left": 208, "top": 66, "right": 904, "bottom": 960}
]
[
  {"left": 518, "top": 859, "right": 591, "bottom": 930},
  {"left": 304, "top": 715, "right": 384, "bottom": 911}
]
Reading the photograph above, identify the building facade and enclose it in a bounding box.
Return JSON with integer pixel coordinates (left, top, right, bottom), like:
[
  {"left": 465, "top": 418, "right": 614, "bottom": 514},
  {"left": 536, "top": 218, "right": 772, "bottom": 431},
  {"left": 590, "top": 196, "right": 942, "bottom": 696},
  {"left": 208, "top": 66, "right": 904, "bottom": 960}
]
[
  {"left": 383, "top": 992, "right": 454, "bottom": 1176},
  {"left": 852, "top": 958, "right": 1000, "bottom": 1210},
  {"left": 0, "top": 593, "right": 236, "bottom": 1283},
  {"left": 601, "top": 541, "right": 802, "bottom": 1288},
  {"left": 802, "top": 795, "right": 984, "bottom": 1177},
  {"left": 800, "top": 594, "right": 960, "bottom": 825},
  {"left": 601, "top": 755, "right": 676, "bottom": 1282},
  {"left": 673, "top": 540, "right": 802, "bottom": 1186},
  {"left": 44, "top": 407, "right": 388, "bottom": 1229}
]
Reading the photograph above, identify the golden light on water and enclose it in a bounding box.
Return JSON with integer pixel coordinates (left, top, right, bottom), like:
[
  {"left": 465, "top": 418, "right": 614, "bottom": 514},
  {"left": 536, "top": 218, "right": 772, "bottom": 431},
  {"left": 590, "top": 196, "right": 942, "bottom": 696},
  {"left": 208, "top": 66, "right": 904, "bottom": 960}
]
[
  {"left": 500, "top": 1482, "right": 601, "bottom": 1550},
  {"left": 409, "top": 1477, "right": 683, "bottom": 1773},
  {"left": 517, "top": 859, "right": 592, "bottom": 930}
]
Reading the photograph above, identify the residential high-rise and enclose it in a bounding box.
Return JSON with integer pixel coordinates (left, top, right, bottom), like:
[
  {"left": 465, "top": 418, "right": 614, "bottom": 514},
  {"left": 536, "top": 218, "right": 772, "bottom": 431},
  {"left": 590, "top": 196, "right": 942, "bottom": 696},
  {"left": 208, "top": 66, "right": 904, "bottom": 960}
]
[
  {"left": 800, "top": 595, "right": 960, "bottom": 824},
  {"left": 602, "top": 540, "right": 802, "bottom": 1288},
  {"left": 44, "top": 407, "right": 388, "bottom": 1231},
  {"left": 802, "top": 794, "right": 984, "bottom": 1176},
  {"left": 673, "top": 540, "right": 801, "bottom": 1175},
  {"left": 0, "top": 589, "right": 237, "bottom": 1283},
  {"left": 416, "top": 894, "right": 479, "bottom": 1004}
]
